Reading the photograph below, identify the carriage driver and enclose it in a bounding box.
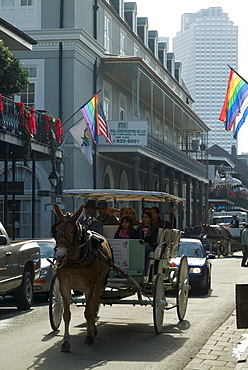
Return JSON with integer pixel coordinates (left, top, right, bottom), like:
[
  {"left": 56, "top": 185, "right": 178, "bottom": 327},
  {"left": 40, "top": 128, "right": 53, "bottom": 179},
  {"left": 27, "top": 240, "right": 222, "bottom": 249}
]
[
  {"left": 78, "top": 199, "right": 103, "bottom": 234},
  {"left": 228, "top": 214, "right": 239, "bottom": 228}
]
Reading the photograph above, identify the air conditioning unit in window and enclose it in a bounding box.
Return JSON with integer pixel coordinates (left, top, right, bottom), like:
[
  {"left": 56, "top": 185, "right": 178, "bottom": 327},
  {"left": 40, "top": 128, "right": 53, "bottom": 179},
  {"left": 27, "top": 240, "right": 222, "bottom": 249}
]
[
  {"left": 192, "top": 139, "right": 199, "bottom": 151},
  {"left": 155, "top": 131, "right": 162, "bottom": 139}
]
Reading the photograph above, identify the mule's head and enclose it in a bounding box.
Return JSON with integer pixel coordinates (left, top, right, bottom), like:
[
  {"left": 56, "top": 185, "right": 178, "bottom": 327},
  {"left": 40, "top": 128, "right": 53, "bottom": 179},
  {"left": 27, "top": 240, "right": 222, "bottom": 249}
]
[{"left": 52, "top": 203, "right": 84, "bottom": 264}]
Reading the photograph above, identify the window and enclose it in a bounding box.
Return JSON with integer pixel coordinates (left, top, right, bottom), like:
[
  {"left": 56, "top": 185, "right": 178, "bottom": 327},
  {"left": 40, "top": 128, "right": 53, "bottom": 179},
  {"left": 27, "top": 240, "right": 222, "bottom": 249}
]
[
  {"left": 145, "top": 111, "right": 151, "bottom": 131},
  {"left": 103, "top": 81, "right": 112, "bottom": 120},
  {"left": 120, "top": 31, "right": 126, "bottom": 56},
  {"left": 1, "top": 0, "right": 15, "bottom": 5},
  {"left": 21, "top": 82, "right": 35, "bottom": 107},
  {"left": 119, "top": 93, "right": 127, "bottom": 120},
  {"left": 21, "top": 0, "right": 34, "bottom": 5},
  {"left": 17, "top": 60, "right": 44, "bottom": 109},
  {"left": 104, "top": 15, "right": 111, "bottom": 54}
]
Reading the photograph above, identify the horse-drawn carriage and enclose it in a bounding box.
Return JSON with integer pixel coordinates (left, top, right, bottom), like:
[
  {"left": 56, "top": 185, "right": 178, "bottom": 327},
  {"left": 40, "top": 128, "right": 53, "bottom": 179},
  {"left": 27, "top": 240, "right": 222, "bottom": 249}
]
[
  {"left": 201, "top": 224, "right": 242, "bottom": 257},
  {"left": 49, "top": 189, "right": 190, "bottom": 352}
]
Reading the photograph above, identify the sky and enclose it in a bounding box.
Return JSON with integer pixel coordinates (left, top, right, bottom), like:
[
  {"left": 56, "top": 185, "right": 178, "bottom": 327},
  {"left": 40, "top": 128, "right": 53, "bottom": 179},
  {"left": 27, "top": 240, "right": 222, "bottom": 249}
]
[{"left": 135, "top": 0, "right": 248, "bottom": 154}]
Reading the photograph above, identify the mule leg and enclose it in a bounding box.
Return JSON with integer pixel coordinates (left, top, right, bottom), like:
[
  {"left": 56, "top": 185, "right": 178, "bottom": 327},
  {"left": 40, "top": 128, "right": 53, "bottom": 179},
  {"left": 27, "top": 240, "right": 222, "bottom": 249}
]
[
  {"left": 215, "top": 241, "right": 220, "bottom": 257},
  {"left": 60, "top": 288, "right": 72, "bottom": 352},
  {"left": 84, "top": 282, "right": 104, "bottom": 344}
]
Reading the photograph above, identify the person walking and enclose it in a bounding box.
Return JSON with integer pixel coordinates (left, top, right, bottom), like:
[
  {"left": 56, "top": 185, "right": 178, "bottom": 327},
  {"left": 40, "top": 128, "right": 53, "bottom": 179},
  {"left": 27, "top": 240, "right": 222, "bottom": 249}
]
[{"left": 241, "top": 224, "right": 248, "bottom": 267}]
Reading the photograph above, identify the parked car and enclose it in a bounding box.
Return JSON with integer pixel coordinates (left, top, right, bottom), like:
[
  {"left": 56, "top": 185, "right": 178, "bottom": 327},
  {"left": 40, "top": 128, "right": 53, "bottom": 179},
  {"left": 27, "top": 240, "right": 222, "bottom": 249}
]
[
  {"left": 0, "top": 222, "right": 40, "bottom": 310},
  {"left": 33, "top": 239, "right": 55, "bottom": 297},
  {"left": 170, "top": 238, "right": 215, "bottom": 294}
]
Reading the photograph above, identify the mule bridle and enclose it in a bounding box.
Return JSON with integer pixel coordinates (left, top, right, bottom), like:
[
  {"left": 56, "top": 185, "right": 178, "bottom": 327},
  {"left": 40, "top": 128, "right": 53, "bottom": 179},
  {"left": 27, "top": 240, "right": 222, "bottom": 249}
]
[{"left": 52, "top": 217, "right": 87, "bottom": 256}]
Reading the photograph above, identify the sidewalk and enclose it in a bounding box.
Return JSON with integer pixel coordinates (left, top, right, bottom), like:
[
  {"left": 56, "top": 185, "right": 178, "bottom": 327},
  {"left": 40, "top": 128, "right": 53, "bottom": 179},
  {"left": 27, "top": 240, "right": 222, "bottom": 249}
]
[{"left": 184, "top": 310, "right": 248, "bottom": 369}]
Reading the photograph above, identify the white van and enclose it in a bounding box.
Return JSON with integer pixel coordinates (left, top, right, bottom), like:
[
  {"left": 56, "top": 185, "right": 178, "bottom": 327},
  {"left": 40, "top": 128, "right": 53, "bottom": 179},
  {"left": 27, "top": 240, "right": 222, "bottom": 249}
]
[{"left": 211, "top": 211, "right": 247, "bottom": 225}]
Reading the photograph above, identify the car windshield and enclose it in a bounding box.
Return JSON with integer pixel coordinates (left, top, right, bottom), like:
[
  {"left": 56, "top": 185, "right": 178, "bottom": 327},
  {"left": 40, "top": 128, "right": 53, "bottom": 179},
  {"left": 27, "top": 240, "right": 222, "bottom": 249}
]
[
  {"left": 177, "top": 242, "right": 204, "bottom": 258},
  {"left": 38, "top": 242, "right": 55, "bottom": 258}
]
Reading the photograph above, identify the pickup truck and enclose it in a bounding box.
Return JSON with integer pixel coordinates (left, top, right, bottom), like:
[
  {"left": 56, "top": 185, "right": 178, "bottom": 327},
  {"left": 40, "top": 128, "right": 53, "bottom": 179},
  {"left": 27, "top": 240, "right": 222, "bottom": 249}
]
[{"left": 0, "top": 222, "right": 40, "bottom": 310}]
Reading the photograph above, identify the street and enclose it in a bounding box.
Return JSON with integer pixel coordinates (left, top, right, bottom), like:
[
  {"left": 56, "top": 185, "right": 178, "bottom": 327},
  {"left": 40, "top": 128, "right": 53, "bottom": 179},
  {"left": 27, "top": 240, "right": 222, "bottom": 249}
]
[{"left": 0, "top": 251, "right": 247, "bottom": 370}]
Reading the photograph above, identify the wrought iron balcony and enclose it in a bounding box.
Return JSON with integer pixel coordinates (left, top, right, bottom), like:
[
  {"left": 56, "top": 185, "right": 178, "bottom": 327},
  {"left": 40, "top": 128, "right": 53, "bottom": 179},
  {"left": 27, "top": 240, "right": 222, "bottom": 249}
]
[
  {"left": 0, "top": 96, "right": 50, "bottom": 145},
  {"left": 148, "top": 132, "right": 208, "bottom": 179}
]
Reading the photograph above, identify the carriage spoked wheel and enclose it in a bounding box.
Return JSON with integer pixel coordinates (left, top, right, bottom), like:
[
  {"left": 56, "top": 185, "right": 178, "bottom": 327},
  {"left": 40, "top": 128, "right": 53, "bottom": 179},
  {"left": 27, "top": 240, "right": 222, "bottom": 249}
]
[
  {"left": 49, "top": 275, "right": 64, "bottom": 331},
  {"left": 176, "top": 255, "right": 190, "bottom": 321},
  {"left": 153, "top": 273, "right": 166, "bottom": 335}
]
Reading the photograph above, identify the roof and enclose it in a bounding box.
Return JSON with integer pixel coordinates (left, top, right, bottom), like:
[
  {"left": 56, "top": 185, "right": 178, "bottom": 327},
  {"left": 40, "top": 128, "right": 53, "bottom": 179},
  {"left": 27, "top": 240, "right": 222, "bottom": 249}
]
[
  {"left": 207, "top": 145, "right": 248, "bottom": 188},
  {"left": 0, "top": 17, "right": 37, "bottom": 50},
  {"left": 63, "top": 189, "right": 185, "bottom": 203}
]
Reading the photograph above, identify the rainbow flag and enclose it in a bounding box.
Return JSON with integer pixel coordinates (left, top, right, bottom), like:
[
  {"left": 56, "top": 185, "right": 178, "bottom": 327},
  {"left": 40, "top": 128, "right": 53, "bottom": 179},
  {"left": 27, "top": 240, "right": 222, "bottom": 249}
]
[
  {"left": 219, "top": 69, "right": 248, "bottom": 133},
  {"left": 80, "top": 93, "right": 99, "bottom": 143}
]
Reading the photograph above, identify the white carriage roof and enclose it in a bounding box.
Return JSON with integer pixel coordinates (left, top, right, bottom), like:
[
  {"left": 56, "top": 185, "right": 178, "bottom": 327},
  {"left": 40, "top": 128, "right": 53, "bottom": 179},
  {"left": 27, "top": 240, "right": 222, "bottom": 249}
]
[{"left": 62, "top": 189, "right": 185, "bottom": 203}]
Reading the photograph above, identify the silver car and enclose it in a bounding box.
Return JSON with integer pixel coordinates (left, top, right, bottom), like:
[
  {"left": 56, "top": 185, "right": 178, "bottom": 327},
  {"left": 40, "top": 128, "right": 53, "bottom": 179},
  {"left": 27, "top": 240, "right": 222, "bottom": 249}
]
[{"left": 33, "top": 239, "right": 56, "bottom": 297}]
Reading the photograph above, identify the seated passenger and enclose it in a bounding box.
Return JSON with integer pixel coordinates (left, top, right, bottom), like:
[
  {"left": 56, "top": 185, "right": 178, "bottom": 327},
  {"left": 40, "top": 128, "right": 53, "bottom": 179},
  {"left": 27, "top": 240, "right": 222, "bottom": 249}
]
[
  {"left": 137, "top": 211, "right": 158, "bottom": 275},
  {"left": 124, "top": 206, "right": 140, "bottom": 226},
  {"left": 96, "top": 200, "right": 118, "bottom": 225},
  {"left": 119, "top": 207, "right": 127, "bottom": 220},
  {"left": 114, "top": 216, "right": 139, "bottom": 239},
  {"left": 78, "top": 199, "right": 103, "bottom": 234},
  {"left": 150, "top": 206, "right": 172, "bottom": 228}
]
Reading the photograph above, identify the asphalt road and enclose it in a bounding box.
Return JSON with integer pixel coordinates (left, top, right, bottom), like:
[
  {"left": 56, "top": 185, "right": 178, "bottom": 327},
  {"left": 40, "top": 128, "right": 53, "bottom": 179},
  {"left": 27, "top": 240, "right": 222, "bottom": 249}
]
[{"left": 0, "top": 251, "right": 247, "bottom": 370}]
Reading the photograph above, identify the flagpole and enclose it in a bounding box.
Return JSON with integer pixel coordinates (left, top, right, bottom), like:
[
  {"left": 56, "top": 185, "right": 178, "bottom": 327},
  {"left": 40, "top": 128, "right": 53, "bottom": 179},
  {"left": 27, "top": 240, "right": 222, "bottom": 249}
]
[
  {"left": 61, "top": 89, "right": 101, "bottom": 128},
  {"left": 227, "top": 65, "right": 248, "bottom": 85}
]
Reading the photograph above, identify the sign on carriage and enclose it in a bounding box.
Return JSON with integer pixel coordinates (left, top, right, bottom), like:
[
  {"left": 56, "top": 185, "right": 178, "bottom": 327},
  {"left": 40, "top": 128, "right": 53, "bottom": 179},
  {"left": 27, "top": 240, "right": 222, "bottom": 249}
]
[
  {"left": 110, "top": 239, "right": 130, "bottom": 269},
  {"left": 98, "top": 121, "right": 148, "bottom": 146}
]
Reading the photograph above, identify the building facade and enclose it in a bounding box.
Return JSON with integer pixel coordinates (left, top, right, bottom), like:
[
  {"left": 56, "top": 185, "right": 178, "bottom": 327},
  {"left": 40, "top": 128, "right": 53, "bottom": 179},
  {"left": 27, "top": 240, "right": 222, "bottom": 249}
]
[
  {"left": 173, "top": 7, "right": 238, "bottom": 153},
  {"left": 0, "top": 0, "right": 210, "bottom": 236}
]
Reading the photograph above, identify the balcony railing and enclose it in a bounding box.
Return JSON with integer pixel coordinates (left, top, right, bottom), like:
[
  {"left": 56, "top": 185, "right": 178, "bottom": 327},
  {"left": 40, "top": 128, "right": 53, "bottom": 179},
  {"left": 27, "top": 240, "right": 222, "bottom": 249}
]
[
  {"left": 148, "top": 132, "right": 208, "bottom": 179},
  {"left": 0, "top": 96, "right": 51, "bottom": 145}
]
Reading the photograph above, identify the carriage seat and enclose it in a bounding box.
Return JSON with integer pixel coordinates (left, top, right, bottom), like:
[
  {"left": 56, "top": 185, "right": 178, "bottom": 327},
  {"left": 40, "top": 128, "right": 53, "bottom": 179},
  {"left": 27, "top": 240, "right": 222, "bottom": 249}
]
[
  {"left": 102, "top": 225, "right": 119, "bottom": 239},
  {"left": 150, "top": 229, "right": 181, "bottom": 260}
]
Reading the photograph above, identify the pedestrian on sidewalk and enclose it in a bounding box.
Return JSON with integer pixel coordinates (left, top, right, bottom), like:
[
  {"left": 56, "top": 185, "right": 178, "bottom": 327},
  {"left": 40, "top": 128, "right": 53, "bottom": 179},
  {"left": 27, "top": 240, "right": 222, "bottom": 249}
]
[{"left": 241, "top": 224, "right": 248, "bottom": 267}]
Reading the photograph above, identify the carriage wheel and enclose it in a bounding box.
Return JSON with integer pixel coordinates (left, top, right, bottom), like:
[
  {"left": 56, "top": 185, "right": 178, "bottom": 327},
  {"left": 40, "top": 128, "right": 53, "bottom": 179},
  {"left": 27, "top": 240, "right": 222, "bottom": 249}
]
[
  {"left": 176, "top": 255, "right": 190, "bottom": 321},
  {"left": 49, "top": 275, "right": 63, "bottom": 331},
  {"left": 153, "top": 273, "right": 165, "bottom": 335}
]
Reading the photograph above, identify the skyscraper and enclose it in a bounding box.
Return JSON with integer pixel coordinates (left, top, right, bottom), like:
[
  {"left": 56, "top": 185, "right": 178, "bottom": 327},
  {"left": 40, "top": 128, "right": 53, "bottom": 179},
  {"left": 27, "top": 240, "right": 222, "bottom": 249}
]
[{"left": 173, "top": 7, "right": 238, "bottom": 153}]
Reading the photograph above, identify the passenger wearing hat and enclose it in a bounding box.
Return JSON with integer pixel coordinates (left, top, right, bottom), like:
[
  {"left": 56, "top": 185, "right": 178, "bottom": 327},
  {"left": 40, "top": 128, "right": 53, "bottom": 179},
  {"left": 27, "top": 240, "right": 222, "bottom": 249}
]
[
  {"left": 96, "top": 200, "right": 118, "bottom": 225},
  {"left": 228, "top": 214, "right": 239, "bottom": 228},
  {"left": 241, "top": 224, "right": 248, "bottom": 267},
  {"left": 78, "top": 199, "right": 103, "bottom": 234}
]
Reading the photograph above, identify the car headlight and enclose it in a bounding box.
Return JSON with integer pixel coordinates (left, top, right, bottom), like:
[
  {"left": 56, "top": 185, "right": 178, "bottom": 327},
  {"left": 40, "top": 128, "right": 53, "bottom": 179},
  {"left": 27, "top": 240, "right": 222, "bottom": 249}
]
[
  {"left": 189, "top": 267, "right": 202, "bottom": 274},
  {"left": 40, "top": 268, "right": 49, "bottom": 276}
]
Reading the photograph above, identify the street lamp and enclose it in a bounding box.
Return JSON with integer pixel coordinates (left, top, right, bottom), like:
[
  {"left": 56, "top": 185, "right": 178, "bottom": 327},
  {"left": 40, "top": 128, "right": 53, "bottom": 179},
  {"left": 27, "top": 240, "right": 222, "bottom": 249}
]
[{"left": 48, "top": 168, "right": 61, "bottom": 188}]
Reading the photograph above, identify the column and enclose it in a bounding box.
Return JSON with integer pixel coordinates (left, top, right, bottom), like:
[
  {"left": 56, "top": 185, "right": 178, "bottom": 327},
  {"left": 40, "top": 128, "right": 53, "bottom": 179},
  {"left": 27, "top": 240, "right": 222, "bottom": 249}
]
[
  {"left": 146, "top": 158, "right": 154, "bottom": 191},
  {"left": 185, "top": 175, "right": 191, "bottom": 228},
  {"left": 199, "top": 181, "right": 204, "bottom": 224},
  {"left": 177, "top": 173, "right": 184, "bottom": 230},
  {"left": 132, "top": 67, "right": 140, "bottom": 119},
  {"left": 204, "top": 182, "right": 209, "bottom": 223},
  {"left": 192, "top": 178, "right": 198, "bottom": 227},
  {"left": 158, "top": 163, "right": 165, "bottom": 192},
  {"left": 132, "top": 153, "right": 140, "bottom": 190},
  {"left": 168, "top": 168, "right": 175, "bottom": 195}
]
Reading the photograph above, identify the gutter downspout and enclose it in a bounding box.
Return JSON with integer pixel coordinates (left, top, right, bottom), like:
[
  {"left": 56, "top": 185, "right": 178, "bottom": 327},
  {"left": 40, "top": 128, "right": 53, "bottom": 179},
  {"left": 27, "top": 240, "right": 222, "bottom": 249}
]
[
  {"left": 93, "top": 0, "right": 98, "bottom": 188},
  {"left": 59, "top": 0, "right": 64, "bottom": 120}
]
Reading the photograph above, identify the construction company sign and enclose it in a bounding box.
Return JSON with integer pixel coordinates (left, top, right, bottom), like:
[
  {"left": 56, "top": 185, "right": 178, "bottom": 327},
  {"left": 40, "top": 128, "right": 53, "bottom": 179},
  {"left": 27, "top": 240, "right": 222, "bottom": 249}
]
[{"left": 98, "top": 121, "right": 148, "bottom": 146}]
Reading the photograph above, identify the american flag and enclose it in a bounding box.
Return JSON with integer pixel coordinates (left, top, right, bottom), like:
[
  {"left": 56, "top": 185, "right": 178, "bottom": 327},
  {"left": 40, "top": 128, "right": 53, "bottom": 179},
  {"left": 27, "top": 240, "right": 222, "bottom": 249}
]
[{"left": 98, "top": 102, "right": 113, "bottom": 144}]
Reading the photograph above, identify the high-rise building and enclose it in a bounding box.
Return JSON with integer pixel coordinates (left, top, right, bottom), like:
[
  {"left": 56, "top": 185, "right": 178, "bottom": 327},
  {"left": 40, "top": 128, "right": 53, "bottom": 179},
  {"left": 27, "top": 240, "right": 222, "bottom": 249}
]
[{"left": 173, "top": 7, "right": 238, "bottom": 153}]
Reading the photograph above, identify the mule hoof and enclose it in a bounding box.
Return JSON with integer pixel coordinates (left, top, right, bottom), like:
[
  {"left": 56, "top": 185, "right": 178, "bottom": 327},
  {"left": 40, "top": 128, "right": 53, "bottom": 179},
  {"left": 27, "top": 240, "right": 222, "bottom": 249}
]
[
  {"left": 85, "top": 335, "right": 95, "bottom": 344},
  {"left": 61, "top": 341, "right": 70, "bottom": 352}
]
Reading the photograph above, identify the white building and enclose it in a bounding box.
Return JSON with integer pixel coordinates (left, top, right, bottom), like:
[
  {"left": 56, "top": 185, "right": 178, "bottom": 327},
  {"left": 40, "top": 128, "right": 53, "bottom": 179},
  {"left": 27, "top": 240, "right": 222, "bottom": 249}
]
[{"left": 173, "top": 7, "right": 238, "bottom": 153}]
